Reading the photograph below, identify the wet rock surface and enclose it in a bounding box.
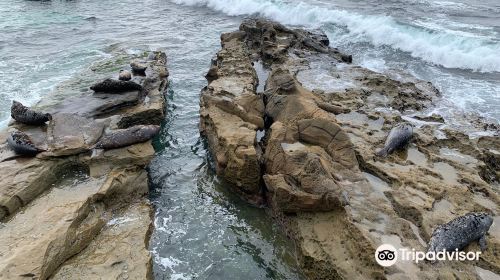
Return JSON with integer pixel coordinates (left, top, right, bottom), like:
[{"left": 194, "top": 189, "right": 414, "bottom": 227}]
[
  {"left": 0, "top": 52, "right": 168, "bottom": 279},
  {"left": 200, "top": 19, "right": 499, "bottom": 279}
]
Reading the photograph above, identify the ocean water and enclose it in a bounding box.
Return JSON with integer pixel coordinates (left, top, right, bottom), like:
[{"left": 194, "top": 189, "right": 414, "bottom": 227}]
[{"left": 0, "top": 0, "right": 499, "bottom": 279}]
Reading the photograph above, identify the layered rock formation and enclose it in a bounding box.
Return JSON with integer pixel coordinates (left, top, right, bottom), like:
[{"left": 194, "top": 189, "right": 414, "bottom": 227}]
[
  {"left": 0, "top": 52, "right": 168, "bottom": 279},
  {"left": 199, "top": 31, "right": 265, "bottom": 204},
  {"left": 200, "top": 19, "right": 499, "bottom": 279}
]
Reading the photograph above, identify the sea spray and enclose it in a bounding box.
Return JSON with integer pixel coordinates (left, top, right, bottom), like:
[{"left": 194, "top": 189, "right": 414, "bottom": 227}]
[{"left": 172, "top": 0, "right": 500, "bottom": 72}]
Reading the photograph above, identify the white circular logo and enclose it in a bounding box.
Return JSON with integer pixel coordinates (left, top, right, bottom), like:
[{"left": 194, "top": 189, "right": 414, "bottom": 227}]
[{"left": 375, "top": 244, "right": 398, "bottom": 267}]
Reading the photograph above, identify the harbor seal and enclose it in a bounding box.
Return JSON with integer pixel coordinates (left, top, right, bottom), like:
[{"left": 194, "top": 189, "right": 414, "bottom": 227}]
[
  {"left": 94, "top": 125, "right": 160, "bottom": 149},
  {"left": 90, "top": 78, "right": 142, "bottom": 93},
  {"left": 130, "top": 60, "right": 147, "bottom": 73},
  {"left": 427, "top": 212, "right": 493, "bottom": 253},
  {"left": 376, "top": 123, "right": 413, "bottom": 157},
  {"left": 7, "top": 130, "right": 44, "bottom": 155},
  {"left": 11, "top": 101, "right": 52, "bottom": 125},
  {"left": 118, "top": 70, "right": 132, "bottom": 81}
]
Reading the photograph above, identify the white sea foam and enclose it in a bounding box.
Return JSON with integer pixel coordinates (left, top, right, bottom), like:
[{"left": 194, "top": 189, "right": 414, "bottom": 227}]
[{"left": 172, "top": 0, "right": 500, "bottom": 73}]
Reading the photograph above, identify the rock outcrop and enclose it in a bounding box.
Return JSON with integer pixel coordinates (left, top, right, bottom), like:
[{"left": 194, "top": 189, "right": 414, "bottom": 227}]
[
  {"left": 0, "top": 51, "right": 168, "bottom": 279},
  {"left": 199, "top": 31, "right": 265, "bottom": 204},
  {"left": 200, "top": 19, "right": 500, "bottom": 279}
]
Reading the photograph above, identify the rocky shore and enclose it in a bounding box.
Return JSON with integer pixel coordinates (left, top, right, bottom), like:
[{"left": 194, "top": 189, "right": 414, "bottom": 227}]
[
  {"left": 200, "top": 19, "right": 499, "bottom": 279},
  {"left": 0, "top": 52, "right": 168, "bottom": 279}
]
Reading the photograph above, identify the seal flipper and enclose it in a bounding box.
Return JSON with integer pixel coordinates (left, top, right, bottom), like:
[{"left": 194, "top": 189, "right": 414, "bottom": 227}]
[
  {"left": 90, "top": 148, "right": 104, "bottom": 159},
  {"left": 479, "top": 235, "right": 488, "bottom": 251},
  {"left": 375, "top": 146, "right": 389, "bottom": 157}
]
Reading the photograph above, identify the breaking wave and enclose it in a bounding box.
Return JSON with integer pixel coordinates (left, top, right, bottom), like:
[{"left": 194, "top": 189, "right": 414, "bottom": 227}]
[{"left": 172, "top": 0, "right": 500, "bottom": 73}]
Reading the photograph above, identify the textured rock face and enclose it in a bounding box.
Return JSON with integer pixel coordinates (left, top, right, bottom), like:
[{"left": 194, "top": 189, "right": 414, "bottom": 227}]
[
  {"left": 45, "top": 113, "right": 104, "bottom": 156},
  {"left": 0, "top": 51, "right": 168, "bottom": 279},
  {"left": 199, "top": 31, "right": 265, "bottom": 203},
  {"left": 201, "top": 19, "right": 500, "bottom": 279},
  {"left": 261, "top": 69, "right": 357, "bottom": 212},
  {"left": 51, "top": 199, "right": 153, "bottom": 280}
]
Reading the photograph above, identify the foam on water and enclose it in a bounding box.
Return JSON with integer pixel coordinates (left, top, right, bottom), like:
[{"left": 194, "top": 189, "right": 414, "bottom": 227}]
[{"left": 173, "top": 0, "right": 500, "bottom": 73}]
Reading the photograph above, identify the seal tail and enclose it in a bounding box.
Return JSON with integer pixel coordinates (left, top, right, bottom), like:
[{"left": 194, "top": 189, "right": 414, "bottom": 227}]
[
  {"left": 376, "top": 146, "right": 389, "bottom": 157},
  {"left": 90, "top": 148, "right": 104, "bottom": 159}
]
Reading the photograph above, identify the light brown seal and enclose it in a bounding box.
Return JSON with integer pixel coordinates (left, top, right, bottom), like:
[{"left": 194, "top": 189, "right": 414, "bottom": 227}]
[{"left": 118, "top": 69, "right": 132, "bottom": 81}]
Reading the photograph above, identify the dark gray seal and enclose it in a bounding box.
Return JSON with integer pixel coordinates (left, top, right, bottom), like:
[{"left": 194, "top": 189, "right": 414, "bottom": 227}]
[
  {"left": 7, "top": 130, "right": 44, "bottom": 155},
  {"left": 130, "top": 60, "right": 147, "bottom": 73},
  {"left": 118, "top": 70, "right": 132, "bottom": 81},
  {"left": 90, "top": 78, "right": 142, "bottom": 93},
  {"left": 94, "top": 125, "right": 160, "bottom": 149},
  {"left": 376, "top": 123, "right": 413, "bottom": 157},
  {"left": 427, "top": 212, "right": 493, "bottom": 253},
  {"left": 11, "top": 101, "right": 52, "bottom": 125}
]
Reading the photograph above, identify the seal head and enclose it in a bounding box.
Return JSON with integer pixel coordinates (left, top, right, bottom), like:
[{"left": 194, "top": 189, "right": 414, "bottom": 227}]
[{"left": 11, "top": 101, "right": 52, "bottom": 125}]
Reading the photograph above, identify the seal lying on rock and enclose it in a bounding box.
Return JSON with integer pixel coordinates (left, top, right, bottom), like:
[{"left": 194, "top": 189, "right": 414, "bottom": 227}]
[
  {"left": 130, "top": 60, "right": 147, "bottom": 73},
  {"left": 118, "top": 70, "right": 132, "bottom": 81},
  {"left": 11, "top": 101, "right": 52, "bottom": 125},
  {"left": 376, "top": 123, "right": 413, "bottom": 157},
  {"left": 94, "top": 125, "right": 160, "bottom": 149},
  {"left": 7, "top": 130, "right": 44, "bottom": 155},
  {"left": 90, "top": 78, "right": 142, "bottom": 93},
  {"left": 428, "top": 212, "right": 493, "bottom": 253}
]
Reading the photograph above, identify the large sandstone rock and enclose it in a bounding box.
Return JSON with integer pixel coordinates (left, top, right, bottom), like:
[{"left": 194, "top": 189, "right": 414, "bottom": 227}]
[
  {"left": 199, "top": 30, "right": 264, "bottom": 203},
  {"left": 51, "top": 199, "right": 153, "bottom": 280},
  {"left": 0, "top": 158, "right": 67, "bottom": 220},
  {"left": 201, "top": 19, "right": 500, "bottom": 279},
  {"left": 45, "top": 113, "right": 104, "bottom": 156}
]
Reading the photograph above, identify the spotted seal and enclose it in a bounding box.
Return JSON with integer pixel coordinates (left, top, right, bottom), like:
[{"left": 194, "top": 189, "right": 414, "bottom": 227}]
[
  {"left": 427, "top": 212, "right": 493, "bottom": 253},
  {"left": 118, "top": 70, "right": 132, "bottom": 81},
  {"left": 94, "top": 125, "right": 160, "bottom": 149},
  {"left": 90, "top": 78, "right": 142, "bottom": 93},
  {"left": 376, "top": 123, "right": 413, "bottom": 157},
  {"left": 11, "top": 101, "right": 52, "bottom": 125},
  {"left": 7, "top": 130, "right": 44, "bottom": 155}
]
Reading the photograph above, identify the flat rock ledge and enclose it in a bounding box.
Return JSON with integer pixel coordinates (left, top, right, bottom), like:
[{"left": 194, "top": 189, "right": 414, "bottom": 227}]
[
  {"left": 200, "top": 19, "right": 499, "bottom": 279},
  {"left": 0, "top": 52, "right": 168, "bottom": 279}
]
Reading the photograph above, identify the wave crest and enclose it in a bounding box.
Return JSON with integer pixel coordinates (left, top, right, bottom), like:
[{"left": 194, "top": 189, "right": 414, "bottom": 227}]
[{"left": 172, "top": 0, "right": 500, "bottom": 72}]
